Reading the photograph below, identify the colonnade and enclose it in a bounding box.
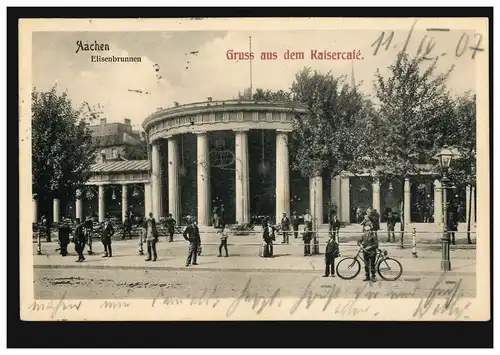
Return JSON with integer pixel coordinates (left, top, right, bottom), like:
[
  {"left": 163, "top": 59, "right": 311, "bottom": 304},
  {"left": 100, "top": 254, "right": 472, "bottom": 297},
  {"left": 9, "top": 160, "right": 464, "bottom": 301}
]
[{"left": 150, "top": 129, "right": 297, "bottom": 227}]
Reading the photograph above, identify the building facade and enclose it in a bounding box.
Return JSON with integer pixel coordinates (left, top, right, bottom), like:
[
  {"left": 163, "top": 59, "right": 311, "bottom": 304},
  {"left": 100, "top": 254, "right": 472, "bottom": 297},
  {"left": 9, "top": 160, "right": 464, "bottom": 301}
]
[
  {"left": 141, "top": 99, "right": 476, "bottom": 228},
  {"left": 90, "top": 118, "right": 144, "bottom": 162},
  {"left": 36, "top": 99, "right": 476, "bottom": 228}
]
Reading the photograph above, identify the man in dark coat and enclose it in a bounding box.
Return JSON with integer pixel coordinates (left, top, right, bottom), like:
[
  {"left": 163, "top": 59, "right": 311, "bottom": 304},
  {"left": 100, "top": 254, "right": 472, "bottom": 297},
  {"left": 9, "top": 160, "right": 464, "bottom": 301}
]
[
  {"left": 280, "top": 212, "right": 291, "bottom": 244},
  {"left": 183, "top": 216, "right": 201, "bottom": 266},
  {"left": 73, "top": 218, "right": 86, "bottom": 262},
  {"left": 386, "top": 211, "right": 396, "bottom": 243},
  {"left": 291, "top": 211, "right": 300, "bottom": 239},
  {"left": 329, "top": 214, "right": 341, "bottom": 242},
  {"left": 359, "top": 217, "right": 379, "bottom": 282},
  {"left": 302, "top": 221, "right": 313, "bottom": 256},
  {"left": 323, "top": 233, "right": 339, "bottom": 277},
  {"left": 101, "top": 220, "right": 115, "bottom": 257},
  {"left": 122, "top": 214, "right": 132, "bottom": 240},
  {"left": 447, "top": 211, "right": 458, "bottom": 245},
  {"left": 262, "top": 217, "right": 274, "bottom": 258},
  {"left": 165, "top": 213, "right": 176, "bottom": 242},
  {"left": 57, "top": 219, "right": 72, "bottom": 256},
  {"left": 84, "top": 217, "right": 94, "bottom": 254}
]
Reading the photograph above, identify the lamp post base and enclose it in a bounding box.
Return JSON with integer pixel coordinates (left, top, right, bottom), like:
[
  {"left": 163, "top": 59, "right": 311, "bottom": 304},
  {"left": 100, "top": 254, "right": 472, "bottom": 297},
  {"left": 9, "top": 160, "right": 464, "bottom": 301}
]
[{"left": 441, "top": 260, "right": 451, "bottom": 271}]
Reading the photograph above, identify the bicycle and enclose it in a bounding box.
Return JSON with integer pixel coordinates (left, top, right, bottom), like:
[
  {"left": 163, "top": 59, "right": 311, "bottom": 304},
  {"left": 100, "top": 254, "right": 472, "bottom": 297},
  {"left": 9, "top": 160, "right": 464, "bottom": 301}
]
[{"left": 336, "top": 243, "right": 403, "bottom": 281}]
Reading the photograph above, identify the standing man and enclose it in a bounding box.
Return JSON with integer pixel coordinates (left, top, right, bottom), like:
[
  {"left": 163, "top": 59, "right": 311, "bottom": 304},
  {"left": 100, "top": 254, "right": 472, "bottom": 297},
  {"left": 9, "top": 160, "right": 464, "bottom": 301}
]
[
  {"left": 302, "top": 221, "right": 313, "bottom": 256},
  {"left": 217, "top": 223, "right": 229, "bottom": 257},
  {"left": 40, "top": 215, "right": 51, "bottom": 242},
  {"left": 291, "top": 211, "right": 300, "bottom": 239},
  {"left": 386, "top": 211, "right": 396, "bottom": 242},
  {"left": 304, "top": 209, "right": 312, "bottom": 227},
  {"left": 369, "top": 208, "right": 380, "bottom": 238},
  {"left": 57, "top": 219, "right": 71, "bottom": 256},
  {"left": 280, "top": 212, "right": 291, "bottom": 244},
  {"left": 323, "top": 233, "right": 339, "bottom": 277},
  {"left": 144, "top": 212, "right": 159, "bottom": 262},
  {"left": 101, "top": 219, "right": 115, "bottom": 258},
  {"left": 219, "top": 204, "right": 225, "bottom": 226},
  {"left": 183, "top": 216, "right": 201, "bottom": 266},
  {"left": 84, "top": 217, "right": 94, "bottom": 255},
  {"left": 359, "top": 216, "right": 379, "bottom": 282},
  {"left": 122, "top": 213, "right": 132, "bottom": 240},
  {"left": 262, "top": 217, "right": 274, "bottom": 258},
  {"left": 329, "top": 214, "right": 341, "bottom": 242},
  {"left": 73, "top": 218, "right": 86, "bottom": 262},
  {"left": 165, "top": 213, "right": 176, "bottom": 242}
]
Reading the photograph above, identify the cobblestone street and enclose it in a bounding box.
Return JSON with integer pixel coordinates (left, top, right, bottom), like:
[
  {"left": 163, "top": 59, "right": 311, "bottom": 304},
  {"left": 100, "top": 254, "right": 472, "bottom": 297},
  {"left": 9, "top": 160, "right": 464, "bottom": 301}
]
[{"left": 33, "top": 238, "right": 476, "bottom": 300}]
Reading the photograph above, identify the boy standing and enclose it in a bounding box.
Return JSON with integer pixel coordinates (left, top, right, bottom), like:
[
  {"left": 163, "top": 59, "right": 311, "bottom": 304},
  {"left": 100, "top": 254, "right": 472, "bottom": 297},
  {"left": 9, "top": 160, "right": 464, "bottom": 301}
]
[{"left": 323, "top": 233, "right": 339, "bottom": 277}]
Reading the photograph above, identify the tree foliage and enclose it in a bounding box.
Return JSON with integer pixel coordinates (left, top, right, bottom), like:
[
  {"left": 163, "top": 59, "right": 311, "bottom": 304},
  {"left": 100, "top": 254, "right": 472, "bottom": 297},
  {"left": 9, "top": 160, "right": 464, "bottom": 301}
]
[
  {"left": 441, "top": 92, "right": 476, "bottom": 187},
  {"left": 289, "top": 68, "right": 370, "bottom": 179},
  {"left": 369, "top": 53, "right": 455, "bottom": 180},
  {"left": 122, "top": 137, "right": 148, "bottom": 160},
  {"left": 237, "top": 87, "right": 293, "bottom": 102},
  {"left": 32, "top": 85, "right": 98, "bottom": 205}
]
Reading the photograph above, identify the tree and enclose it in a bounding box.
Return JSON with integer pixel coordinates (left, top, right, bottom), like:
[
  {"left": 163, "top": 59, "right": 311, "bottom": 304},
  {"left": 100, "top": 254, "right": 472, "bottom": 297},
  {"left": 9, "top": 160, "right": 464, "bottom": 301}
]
[
  {"left": 32, "top": 85, "right": 98, "bottom": 221},
  {"left": 237, "top": 87, "right": 293, "bottom": 102},
  {"left": 122, "top": 138, "right": 148, "bottom": 160},
  {"left": 289, "top": 68, "right": 369, "bottom": 181},
  {"left": 370, "top": 53, "right": 455, "bottom": 239},
  {"left": 441, "top": 92, "right": 476, "bottom": 243}
]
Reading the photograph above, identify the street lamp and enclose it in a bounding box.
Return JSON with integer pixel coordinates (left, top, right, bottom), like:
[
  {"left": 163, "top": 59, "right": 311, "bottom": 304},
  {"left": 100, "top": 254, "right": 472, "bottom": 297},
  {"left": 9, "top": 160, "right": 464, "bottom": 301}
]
[{"left": 436, "top": 146, "right": 454, "bottom": 271}]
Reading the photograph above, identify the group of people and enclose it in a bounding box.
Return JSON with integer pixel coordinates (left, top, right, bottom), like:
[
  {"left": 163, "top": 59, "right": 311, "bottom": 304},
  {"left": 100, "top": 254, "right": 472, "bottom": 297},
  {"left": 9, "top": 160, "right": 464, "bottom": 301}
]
[{"left": 43, "top": 205, "right": 382, "bottom": 282}]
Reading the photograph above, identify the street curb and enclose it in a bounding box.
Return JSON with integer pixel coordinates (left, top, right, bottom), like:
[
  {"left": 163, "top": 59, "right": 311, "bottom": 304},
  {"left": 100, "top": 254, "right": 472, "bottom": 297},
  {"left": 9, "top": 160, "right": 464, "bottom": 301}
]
[{"left": 34, "top": 264, "right": 476, "bottom": 277}]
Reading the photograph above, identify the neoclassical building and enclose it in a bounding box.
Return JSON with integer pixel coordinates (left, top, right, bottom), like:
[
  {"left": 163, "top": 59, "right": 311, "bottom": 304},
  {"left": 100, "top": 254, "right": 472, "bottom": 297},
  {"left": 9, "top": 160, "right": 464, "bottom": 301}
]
[
  {"left": 142, "top": 99, "right": 309, "bottom": 227},
  {"left": 35, "top": 99, "right": 476, "bottom": 229}
]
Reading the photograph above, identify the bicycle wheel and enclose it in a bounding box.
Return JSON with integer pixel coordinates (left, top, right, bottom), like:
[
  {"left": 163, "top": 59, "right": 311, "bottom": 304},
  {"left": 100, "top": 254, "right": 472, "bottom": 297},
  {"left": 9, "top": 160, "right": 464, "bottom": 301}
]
[
  {"left": 336, "top": 257, "right": 361, "bottom": 280},
  {"left": 377, "top": 257, "right": 403, "bottom": 281}
]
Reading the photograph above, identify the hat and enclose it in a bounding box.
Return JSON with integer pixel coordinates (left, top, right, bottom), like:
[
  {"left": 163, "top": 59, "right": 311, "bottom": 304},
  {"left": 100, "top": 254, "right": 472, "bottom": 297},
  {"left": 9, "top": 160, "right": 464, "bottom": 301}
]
[{"left": 185, "top": 215, "right": 193, "bottom": 221}]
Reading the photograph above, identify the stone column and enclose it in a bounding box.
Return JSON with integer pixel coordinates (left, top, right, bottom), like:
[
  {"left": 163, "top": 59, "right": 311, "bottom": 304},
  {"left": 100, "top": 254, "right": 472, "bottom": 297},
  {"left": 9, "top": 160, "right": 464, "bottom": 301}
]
[
  {"left": 466, "top": 185, "right": 476, "bottom": 227},
  {"left": 309, "top": 174, "right": 323, "bottom": 227},
  {"left": 330, "top": 175, "right": 341, "bottom": 214},
  {"left": 275, "top": 130, "right": 291, "bottom": 223},
  {"left": 340, "top": 176, "right": 350, "bottom": 223},
  {"left": 404, "top": 178, "right": 411, "bottom": 225},
  {"left": 196, "top": 132, "right": 211, "bottom": 227},
  {"left": 53, "top": 198, "right": 60, "bottom": 223},
  {"left": 372, "top": 178, "right": 381, "bottom": 214},
  {"left": 167, "top": 136, "right": 180, "bottom": 223},
  {"left": 75, "top": 190, "right": 83, "bottom": 222},
  {"left": 434, "top": 179, "right": 443, "bottom": 225},
  {"left": 32, "top": 195, "right": 37, "bottom": 224},
  {"left": 151, "top": 140, "right": 162, "bottom": 221},
  {"left": 98, "top": 185, "right": 105, "bottom": 222},
  {"left": 122, "top": 184, "right": 128, "bottom": 222},
  {"left": 234, "top": 128, "right": 250, "bottom": 224},
  {"left": 144, "top": 182, "right": 152, "bottom": 217}
]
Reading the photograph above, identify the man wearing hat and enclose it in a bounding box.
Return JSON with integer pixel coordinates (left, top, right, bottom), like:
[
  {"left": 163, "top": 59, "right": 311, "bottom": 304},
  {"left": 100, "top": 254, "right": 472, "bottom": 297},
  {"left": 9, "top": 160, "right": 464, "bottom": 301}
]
[
  {"left": 280, "top": 212, "right": 291, "bottom": 244},
  {"left": 183, "top": 215, "right": 201, "bottom": 266},
  {"left": 73, "top": 218, "right": 86, "bottom": 262},
  {"left": 101, "top": 219, "right": 115, "bottom": 258},
  {"left": 57, "top": 219, "right": 72, "bottom": 256},
  {"left": 291, "top": 211, "right": 300, "bottom": 239},
  {"left": 144, "top": 212, "right": 159, "bottom": 261}
]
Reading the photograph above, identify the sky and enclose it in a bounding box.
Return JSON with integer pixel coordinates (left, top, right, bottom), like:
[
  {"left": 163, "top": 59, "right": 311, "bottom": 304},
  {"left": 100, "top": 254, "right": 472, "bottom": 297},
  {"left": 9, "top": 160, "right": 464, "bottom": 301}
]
[{"left": 32, "top": 29, "right": 477, "bottom": 131}]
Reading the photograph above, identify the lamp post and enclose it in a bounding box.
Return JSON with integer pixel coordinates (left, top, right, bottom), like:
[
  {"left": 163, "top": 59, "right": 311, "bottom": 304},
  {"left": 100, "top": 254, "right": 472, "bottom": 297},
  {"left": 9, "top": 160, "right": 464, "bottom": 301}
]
[{"left": 436, "top": 146, "right": 454, "bottom": 271}]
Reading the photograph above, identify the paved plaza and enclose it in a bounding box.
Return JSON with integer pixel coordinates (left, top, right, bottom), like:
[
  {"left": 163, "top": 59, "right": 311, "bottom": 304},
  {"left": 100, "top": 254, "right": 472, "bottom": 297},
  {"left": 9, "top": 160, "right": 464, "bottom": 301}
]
[{"left": 33, "top": 228, "right": 477, "bottom": 300}]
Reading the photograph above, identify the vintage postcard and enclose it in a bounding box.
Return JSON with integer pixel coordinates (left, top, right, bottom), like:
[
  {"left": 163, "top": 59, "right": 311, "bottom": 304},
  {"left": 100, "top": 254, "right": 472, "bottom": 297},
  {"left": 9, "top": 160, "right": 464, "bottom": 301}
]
[{"left": 19, "top": 17, "right": 490, "bottom": 321}]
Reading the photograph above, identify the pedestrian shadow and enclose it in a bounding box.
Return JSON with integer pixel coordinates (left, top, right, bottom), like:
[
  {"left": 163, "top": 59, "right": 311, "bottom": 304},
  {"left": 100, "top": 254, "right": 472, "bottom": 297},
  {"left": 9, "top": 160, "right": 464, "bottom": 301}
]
[{"left": 271, "top": 253, "right": 293, "bottom": 258}]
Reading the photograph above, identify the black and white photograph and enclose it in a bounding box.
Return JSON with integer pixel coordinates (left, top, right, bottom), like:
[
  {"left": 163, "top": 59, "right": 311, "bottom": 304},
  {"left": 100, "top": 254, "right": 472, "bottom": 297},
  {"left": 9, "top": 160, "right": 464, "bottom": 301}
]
[{"left": 18, "top": 17, "right": 490, "bottom": 321}]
